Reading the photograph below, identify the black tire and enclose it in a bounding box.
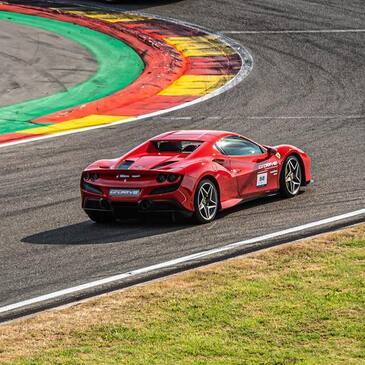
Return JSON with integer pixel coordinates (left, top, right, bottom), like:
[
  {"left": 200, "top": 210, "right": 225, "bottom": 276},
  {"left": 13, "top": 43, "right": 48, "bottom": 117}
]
[
  {"left": 280, "top": 155, "right": 302, "bottom": 198},
  {"left": 193, "top": 179, "right": 219, "bottom": 224},
  {"left": 86, "top": 211, "right": 114, "bottom": 223}
]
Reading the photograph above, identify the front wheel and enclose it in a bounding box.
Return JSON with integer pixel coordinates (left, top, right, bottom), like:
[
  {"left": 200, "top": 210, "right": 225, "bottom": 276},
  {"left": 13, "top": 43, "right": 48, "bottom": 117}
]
[
  {"left": 280, "top": 155, "right": 302, "bottom": 198},
  {"left": 194, "top": 179, "right": 219, "bottom": 224}
]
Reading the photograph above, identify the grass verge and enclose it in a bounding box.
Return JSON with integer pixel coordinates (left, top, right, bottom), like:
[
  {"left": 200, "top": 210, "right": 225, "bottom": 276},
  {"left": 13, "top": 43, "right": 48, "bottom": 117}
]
[{"left": 0, "top": 225, "right": 364, "bottom": 364}]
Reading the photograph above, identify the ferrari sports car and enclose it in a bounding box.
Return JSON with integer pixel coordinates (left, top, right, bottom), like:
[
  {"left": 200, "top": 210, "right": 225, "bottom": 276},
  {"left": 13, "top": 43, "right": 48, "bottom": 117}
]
[{"left": 81, "top": 130, "right": 312, "bottom": 224}]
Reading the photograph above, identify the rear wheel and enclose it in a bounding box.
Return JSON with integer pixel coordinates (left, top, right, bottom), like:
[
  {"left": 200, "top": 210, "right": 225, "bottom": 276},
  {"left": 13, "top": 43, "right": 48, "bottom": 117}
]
[
  {"left": 194, "top": 179, "right": 219, "bottom": 224},
  {"left": 280, "top": 155, "right": 302, "bottom": 198},
  {"left": 86, "top": 211, "right": 114, "bottom": 223}
]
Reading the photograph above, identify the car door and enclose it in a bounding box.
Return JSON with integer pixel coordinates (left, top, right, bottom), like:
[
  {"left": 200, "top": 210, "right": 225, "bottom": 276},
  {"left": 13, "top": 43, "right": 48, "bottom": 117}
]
[
  {"left": 216, "top": 136, "right": 278, "bottom": 198},
  {"left": 253, "top": 151, "right": 280, "bottom": 194}
]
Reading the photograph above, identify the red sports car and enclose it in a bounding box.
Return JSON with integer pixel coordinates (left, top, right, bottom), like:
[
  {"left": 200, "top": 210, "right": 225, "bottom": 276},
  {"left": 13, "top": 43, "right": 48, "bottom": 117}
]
[{"left": 81, "top": 130, "right": 312, "bottom": 223}]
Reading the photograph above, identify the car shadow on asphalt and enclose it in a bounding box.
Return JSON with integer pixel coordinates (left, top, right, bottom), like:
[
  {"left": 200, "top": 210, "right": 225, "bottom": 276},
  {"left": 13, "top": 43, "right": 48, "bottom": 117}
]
[
  {"left": 217, "top": 193, "right": 297, "bottom": 219},
  {"left": 22, "top": 192, "right": 302, "bottom": 245},
  {"left": 22, "top": 216, "right": 191, "bottom": 245}
]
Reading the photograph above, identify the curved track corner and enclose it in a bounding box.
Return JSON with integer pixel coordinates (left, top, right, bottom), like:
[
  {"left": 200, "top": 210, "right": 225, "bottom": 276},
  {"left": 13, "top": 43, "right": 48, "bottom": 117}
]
[{"left": 0, "top": 2, "right": 253, "bottom": 148}]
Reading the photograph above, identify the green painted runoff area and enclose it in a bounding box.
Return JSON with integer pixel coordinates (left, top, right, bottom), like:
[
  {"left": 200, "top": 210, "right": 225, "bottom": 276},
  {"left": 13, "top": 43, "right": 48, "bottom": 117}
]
[{"left": 0, "top": 11, "right": 144, "bottom": 135}]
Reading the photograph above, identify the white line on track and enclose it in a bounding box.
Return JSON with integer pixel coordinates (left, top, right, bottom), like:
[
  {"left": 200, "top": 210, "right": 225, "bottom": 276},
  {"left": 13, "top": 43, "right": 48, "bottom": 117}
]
[
  {"left": 148, "top": 115, "right": 364, "bottom": 121},
  {"left": 246, "top": 115, "right": 365, "bottom": 120},
  {"left": 222, "top": 29, "right": 365, "bottom": 34},
  {"left": 147, "top": 114, "right": 364, "bottom": 121},
  {"left": 0, "top": 208, "right": 364, "bottom": 315},
  {"left": 159, "top": 116, "right": 192, "bottom": 120}
]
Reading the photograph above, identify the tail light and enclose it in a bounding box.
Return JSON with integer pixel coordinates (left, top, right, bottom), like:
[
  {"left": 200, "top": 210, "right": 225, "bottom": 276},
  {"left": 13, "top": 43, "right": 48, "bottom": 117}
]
[
  {"left": 156, "top": 174, "right": 167, "bottom": 183},
  {"left": 156, "top": 174, "right": 181, "bottom": 183},
  {"left": 167, "top": 174, "right": 178, "bottom": 182},
  {"left": 83, "top": 172, "right": 99, "bottom": 181}
]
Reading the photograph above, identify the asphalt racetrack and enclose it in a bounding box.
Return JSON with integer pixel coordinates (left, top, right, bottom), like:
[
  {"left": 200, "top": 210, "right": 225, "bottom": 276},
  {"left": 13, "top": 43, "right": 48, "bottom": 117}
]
[
  {"left": 0, "top": 0, "right": 364, "bottom": 320},
  {"left": 0, "top": 19, "right": 97, "bottom": 107}
]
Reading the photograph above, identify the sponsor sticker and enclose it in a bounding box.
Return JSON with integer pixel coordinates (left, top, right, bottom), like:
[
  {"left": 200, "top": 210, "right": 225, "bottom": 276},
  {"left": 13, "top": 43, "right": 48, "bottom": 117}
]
[
  {"left": 257, "top": 172, "right": 268, "bottom": 187},
  {"left": 258, "top": 161, "right": 278, "bottom": 170}
]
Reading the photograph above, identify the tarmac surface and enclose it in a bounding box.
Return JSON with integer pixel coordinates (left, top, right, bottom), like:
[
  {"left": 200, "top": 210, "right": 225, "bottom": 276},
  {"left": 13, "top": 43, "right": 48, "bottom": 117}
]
[
  {"left": 0, "top": 18, "right": 96, "bottom": 107},
  {"left": 0, "top": 0, "right": 364, "bottom": 320}
]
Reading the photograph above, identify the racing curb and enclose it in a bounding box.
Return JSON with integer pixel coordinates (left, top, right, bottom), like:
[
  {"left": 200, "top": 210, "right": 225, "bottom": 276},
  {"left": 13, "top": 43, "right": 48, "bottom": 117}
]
[{"left": 0, "top": 3, "right": 253, "bottom": 146}]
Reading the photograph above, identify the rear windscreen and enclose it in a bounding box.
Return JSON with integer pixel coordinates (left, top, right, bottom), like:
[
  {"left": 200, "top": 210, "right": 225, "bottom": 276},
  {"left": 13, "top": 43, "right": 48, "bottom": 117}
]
[{"left": 154, "top": 140, "right": 202, "bottom": 153}]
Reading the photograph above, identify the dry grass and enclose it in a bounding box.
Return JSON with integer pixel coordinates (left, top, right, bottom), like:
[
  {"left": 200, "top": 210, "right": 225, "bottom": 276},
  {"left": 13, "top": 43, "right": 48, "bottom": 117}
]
[{"left": 0, "top": 225, "right": 364, "bottom": 364}]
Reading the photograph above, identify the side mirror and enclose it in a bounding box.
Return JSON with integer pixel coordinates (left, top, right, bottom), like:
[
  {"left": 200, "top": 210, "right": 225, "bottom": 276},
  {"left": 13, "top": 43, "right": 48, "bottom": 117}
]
[{"left": 267, "top": 147, "right": 277, "bottom": 155}]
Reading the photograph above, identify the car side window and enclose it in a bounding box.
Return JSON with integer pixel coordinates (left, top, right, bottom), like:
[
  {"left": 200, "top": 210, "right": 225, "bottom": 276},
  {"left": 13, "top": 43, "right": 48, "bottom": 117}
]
[{"left": 216, "top": 136, "right": 263, "bottom": 156}]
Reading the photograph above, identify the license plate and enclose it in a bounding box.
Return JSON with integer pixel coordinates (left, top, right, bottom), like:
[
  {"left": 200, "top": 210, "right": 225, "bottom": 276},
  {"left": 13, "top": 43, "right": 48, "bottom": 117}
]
[{"left": 109, "top": 188, "right": 140, "bottom": 197}]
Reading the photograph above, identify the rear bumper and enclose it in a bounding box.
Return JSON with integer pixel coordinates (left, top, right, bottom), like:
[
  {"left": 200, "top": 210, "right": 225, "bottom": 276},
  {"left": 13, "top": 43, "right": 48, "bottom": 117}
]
[
  {"left": 80, "top": 174, "right": 196, "bottom": 215},
  {"left": 83, "top": 197, "right": 191, "bottom": 218}
]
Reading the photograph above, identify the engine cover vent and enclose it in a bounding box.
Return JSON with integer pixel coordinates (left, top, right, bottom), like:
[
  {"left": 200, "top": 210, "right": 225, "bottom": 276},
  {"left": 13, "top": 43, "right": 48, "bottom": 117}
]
[
  {"left": 153, "top": 161, "right": 177, "bottom": 169},
  {"left": 117, "top": 160, "right": 134, "bottom": 169}
]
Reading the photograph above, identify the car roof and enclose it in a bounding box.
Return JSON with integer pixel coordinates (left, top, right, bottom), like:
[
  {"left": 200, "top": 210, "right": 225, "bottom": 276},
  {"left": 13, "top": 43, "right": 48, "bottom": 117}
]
[{"left": 150, "top": 130, "right": 237, "bottom": 143}]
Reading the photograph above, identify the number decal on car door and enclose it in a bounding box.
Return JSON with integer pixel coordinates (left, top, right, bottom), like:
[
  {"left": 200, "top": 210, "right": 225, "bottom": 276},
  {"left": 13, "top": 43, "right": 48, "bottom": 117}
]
[{"left": 256, "top": 172, "right": 268, "bottom": 187}]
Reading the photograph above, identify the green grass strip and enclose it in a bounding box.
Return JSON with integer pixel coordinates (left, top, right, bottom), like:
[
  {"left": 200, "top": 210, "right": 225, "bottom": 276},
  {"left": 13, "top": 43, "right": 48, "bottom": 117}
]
[
  {"left": 1, "top": 227, "right": 364, "bottom": 364},
  {"left": 0, "top": 11, "right": 144, "bottom": 135}
]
